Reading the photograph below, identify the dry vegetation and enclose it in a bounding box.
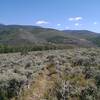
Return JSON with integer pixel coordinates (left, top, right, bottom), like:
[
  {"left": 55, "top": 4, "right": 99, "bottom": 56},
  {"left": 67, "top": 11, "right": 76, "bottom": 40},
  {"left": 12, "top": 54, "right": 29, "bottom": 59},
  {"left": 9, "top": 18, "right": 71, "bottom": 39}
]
[{"left": 0, "top": 48, "right": 100, "bottom": 100}]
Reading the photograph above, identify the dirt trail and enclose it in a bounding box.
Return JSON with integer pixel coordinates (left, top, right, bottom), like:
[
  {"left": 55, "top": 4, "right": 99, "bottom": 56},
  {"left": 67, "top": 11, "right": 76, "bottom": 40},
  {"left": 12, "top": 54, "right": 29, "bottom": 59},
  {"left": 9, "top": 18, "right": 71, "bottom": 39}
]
[
  {"left": 31, "top": 74, "right": 48, "bottom": 100},
  {"left": 21, "top": 66, "right": 56, "bottom": 100}
]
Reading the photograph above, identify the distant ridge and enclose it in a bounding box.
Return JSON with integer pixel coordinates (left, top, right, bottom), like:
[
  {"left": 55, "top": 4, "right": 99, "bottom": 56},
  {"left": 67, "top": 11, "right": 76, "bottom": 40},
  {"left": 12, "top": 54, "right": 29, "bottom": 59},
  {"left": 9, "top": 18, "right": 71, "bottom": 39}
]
[{"left": 0, "top": 24, "right": 99, "bottom": 47}]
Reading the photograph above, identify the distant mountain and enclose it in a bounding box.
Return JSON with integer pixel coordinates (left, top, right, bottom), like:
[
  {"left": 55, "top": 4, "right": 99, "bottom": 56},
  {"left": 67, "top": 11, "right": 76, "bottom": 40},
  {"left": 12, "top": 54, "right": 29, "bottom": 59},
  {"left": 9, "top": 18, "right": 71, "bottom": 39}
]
[
  {"left": 63, "top": 30, "right": 99, "bottom": 39},
  {"left": 63, "top": 30, "right": 100, "bottom": 46},
  {"left": 0, "top": 24, "right": 5, "bottom": 28},
  {"left": 90, "top": 36, "right": 100, "bottom": 46},
  {"left": 0, "top": 25, "right": 99, "bottom": 47}
]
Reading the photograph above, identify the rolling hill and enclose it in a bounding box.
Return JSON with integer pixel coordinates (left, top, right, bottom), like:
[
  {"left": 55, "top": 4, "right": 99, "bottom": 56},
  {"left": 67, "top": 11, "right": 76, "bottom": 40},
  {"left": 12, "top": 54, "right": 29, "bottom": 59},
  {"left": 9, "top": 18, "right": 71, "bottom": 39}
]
[{"left": 0, "top": 24, "right": 100, "bottom": 47}]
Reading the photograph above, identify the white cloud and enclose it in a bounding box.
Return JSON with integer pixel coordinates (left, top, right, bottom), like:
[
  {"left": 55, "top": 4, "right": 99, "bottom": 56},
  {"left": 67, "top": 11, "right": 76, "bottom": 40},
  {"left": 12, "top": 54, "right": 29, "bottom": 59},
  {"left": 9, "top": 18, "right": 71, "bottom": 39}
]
[
  {"left": 68, "top": 17, "right": 83, "bottom": 21},
  {"left": 65, "top": 27, "right": 70, "bottom": 29},
  {"left": 75, "top": 17, "right": 83, "bottom": 21},
  {"left": 93, "top": 22, "right": 97, "bottom": 25},
  {"left": 68, "top": 18, "right": 74, "bottom": 21},
  {"left": 36, "top": 20, "right": 48, "bottom": 25},
  {"left": 75, "top": 23, "right": 79, "bottom": 26},
  {"left": 57, "top": 24, "right": 61, "bottom": 26}
]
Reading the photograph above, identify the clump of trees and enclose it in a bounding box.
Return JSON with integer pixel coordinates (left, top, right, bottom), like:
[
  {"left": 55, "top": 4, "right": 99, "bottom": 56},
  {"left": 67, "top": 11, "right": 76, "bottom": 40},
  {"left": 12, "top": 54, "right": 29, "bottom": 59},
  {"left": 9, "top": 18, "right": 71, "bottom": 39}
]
[{"left": 0, "top": 44, "right": 73, "bottom": 54}]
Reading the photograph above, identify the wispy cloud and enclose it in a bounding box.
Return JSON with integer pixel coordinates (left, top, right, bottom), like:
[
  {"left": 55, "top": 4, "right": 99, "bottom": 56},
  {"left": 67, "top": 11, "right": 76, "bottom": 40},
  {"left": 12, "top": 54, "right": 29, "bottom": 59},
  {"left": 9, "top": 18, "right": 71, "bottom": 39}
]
[
  {"left": 68, "top": 17, "right": 83, "bottom": 21},
  {"left": 75, "top": 17, "right": 83, "bottom": 21},
  {"left": 69, "top": 18, "right": 74, "bottom": 21},
  {"left": 57, "top": 24, "right": 61, "bottom": 26},
  {"left": 36, "top": 20, "right": 49, "bottom": 25},
  {"left": 75, "top": 23, "right": 79, "bottom": 26},
  {"left": 93, "top": 22, "right": 97, "bottom": 25},
  {"left": 65, "top": 27, "right": 70, "bottom": 29}
]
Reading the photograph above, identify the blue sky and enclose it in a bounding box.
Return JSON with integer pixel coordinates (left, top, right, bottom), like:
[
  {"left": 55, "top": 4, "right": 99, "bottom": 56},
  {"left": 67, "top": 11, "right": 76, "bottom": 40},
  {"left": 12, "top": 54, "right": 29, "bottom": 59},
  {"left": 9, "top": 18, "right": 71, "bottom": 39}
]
[{"left": 0, "top": 0, "right": 100, "bottom": 32}]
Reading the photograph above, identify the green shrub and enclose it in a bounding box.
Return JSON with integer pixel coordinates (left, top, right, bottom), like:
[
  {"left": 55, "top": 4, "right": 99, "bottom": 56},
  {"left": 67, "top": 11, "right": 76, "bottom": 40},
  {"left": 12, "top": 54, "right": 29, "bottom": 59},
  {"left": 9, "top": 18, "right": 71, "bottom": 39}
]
[{"left": 95, "top": 73, "right": 100, "bottom": 88}]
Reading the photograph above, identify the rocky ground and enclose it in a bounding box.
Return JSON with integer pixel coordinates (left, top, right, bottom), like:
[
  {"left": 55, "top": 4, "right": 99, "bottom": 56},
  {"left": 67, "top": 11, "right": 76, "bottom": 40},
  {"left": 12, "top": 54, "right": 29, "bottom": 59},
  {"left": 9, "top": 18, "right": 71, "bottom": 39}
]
[{"left": 0, "top": 48, "right": 100, "bottom": 100}]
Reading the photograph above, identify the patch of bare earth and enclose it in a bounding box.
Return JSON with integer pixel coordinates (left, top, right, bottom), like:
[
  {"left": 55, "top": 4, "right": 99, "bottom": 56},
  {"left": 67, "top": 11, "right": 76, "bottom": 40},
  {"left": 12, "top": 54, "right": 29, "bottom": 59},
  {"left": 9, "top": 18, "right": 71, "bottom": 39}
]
[{"left": 20, "top": 66, "right": 56, "bottom": 100}]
